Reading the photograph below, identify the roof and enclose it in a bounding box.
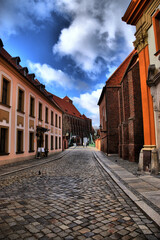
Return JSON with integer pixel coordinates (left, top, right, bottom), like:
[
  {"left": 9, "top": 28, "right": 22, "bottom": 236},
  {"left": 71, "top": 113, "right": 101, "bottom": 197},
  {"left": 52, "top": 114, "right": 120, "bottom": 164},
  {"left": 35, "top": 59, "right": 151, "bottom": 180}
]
[
  {"left": 0, "top": 39, "right": 62, "bottom": 113},
  {"left": 97, "top": 85, "right": 106, "bottom": 106},
  {"left": 52, "top": 95, "right": 86, "bottom": 120},
  {"left": 106, "top": 49, "right": 136, "bottom": 86},
  {"left": 120, "top": 51, "right": 138, "bottom": 84},
  {"left": 98, "top": 50, "right": 136, "bottom": 106},
  {"left": 122, "top": 0, "right": 152, "bottom": 25}
]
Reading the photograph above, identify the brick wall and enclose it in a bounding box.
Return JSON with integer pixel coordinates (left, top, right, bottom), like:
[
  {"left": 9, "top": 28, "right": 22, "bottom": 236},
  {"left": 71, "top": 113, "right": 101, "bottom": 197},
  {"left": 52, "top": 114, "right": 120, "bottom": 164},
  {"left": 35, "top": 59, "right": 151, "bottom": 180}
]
[
  {"left": 106, "top": 87, "right": 120, "bottom": 154},
  {"left": 118, "top": 59, "right": 144, "bottom": 162}
]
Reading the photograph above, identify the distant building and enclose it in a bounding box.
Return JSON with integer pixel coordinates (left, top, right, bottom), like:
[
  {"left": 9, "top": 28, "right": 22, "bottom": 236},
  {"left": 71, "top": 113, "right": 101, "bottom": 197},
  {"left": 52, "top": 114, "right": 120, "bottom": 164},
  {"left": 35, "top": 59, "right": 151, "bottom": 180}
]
[
  {"left": 122, "top": 0, "right": 160, "bottom": 172},
  {"left": 0, "top": 39, "right": 63, "bottom": 165},
  {"left": 98, "top": 50, "right": 144, "bottom": 162},
  {"left": 52, "top": 95, "right": 93, "bottom": 149}
]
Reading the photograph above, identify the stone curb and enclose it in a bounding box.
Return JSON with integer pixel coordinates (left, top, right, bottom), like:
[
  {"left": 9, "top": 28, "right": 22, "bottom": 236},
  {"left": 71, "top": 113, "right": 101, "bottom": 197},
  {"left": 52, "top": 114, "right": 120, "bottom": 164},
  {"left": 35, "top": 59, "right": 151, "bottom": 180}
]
[
  {"left": 0, "top": 149, "right": 71, "bottom": 177},
  {"left": 93, "top": 152, "right": 160, "bottom": 228}
]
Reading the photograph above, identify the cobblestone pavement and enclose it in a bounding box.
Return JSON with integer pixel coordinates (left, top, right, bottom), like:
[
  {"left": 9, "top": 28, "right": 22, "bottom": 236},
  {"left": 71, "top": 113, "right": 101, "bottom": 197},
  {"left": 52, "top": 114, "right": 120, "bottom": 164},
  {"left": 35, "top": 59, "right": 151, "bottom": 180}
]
[{"left": 0, "top": 148, "right": 160, "bottom": 240}]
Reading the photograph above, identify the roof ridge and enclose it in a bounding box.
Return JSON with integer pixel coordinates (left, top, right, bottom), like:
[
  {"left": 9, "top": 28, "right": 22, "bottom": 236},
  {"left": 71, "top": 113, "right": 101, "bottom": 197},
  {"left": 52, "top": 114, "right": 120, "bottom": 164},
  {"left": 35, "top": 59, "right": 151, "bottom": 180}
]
[{"left": 106, "top": 49, "right": 136, "bottom": 85}]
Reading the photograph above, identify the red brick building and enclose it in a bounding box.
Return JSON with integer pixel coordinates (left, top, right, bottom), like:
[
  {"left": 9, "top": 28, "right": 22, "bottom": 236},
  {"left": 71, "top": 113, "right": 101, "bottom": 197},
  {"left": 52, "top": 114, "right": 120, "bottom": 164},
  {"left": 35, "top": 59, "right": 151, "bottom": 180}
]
[
  {"left": 52, "top": 95, "right": 93, "bottom": 149},
  {"left": 118, "top": 52, "right": 144, "bottom": 162},
  {"left": 98, "top": 50, "right": 143, "bottom": 162}
]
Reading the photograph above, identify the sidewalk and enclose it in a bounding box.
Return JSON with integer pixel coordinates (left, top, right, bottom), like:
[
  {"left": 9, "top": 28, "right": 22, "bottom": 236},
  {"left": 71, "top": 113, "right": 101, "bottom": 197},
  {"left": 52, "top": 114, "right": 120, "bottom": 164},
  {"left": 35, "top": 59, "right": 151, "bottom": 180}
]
[{"left": 94, "top": 150, "right": 160, "bottom": 228}]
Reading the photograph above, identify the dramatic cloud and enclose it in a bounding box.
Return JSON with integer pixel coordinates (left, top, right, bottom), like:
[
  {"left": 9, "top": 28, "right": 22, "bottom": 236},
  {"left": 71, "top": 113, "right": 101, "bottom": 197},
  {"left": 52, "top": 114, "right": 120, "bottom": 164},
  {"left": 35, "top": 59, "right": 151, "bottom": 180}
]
[
  {"left": 27, "top": 60, "right": 87, "bottom": 90},
  {"left": 0, "top": 0, "right": 55, "bottom": 38},
  {"left": 72, "top": 89, "right": 102, "bottom": 127},
  {"left": 53, "top": 0, "right": 135, "bottom": 74}
]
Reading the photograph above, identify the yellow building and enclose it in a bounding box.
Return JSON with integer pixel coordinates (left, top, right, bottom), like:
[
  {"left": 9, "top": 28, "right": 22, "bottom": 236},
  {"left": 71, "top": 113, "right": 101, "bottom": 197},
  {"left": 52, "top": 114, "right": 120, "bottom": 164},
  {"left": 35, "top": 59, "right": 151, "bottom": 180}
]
[{"left": 0, "top": 39, "right": 63, "bottom": 165}]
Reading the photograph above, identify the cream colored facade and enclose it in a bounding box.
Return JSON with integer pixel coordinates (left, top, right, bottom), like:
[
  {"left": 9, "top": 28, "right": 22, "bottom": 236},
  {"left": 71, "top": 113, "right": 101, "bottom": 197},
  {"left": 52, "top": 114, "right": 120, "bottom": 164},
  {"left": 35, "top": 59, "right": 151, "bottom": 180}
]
[
  {"left": 0, "top": 42, "right": 62, "bottom": 165},
  {"left": 147, "top": 4, "right": 160, "bottom": 160}
]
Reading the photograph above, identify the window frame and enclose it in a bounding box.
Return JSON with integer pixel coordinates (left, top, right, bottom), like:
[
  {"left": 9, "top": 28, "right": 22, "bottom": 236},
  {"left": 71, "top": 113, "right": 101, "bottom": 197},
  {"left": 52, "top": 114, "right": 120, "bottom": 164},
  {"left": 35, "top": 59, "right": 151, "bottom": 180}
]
[
  {"left": 0, "top": 127, "right": 9, "bottom": 155},
  {"left": 153, "top": 9, "right": 160, "bottom": 55},
  {"left": 51, "top": 135, "right": 54, "bottom": 150},
  {"left": 17, "top": 88, "right": 24, "bottom": 113},
  {"left": 45, "top": 107, "right": 49, "bottom": 124},
  {"left": 29, "top": 131, "right": 34, "bottom": 152},
  {"left": 30, "top": 96, "right": 35, "bottom": 117},
  {"left": 38, "top": 102, "right": 43, "bottom": 121},
  {"left": 1, "top": 78, "right": 10, "bottom": 107},
  {"left": 51, "top": 110, "right": 54, "bottom": 126},
  {"left": 16, "top": 130, "right": 24, "bottom": 154}
]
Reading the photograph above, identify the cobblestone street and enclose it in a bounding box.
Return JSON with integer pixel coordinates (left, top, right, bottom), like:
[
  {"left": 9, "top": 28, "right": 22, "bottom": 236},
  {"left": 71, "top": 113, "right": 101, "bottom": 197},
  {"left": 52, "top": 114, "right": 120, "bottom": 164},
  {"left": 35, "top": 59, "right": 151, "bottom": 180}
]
[{"left": 0, "top": 148, "right": 160, "bottom": 240}]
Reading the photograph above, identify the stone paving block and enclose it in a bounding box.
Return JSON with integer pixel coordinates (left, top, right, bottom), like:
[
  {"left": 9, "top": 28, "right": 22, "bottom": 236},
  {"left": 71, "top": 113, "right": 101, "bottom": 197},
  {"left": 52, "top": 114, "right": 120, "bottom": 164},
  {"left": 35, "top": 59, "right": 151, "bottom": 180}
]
[{"left": 0, "top": 148, "right": 160, "bottom": 240}]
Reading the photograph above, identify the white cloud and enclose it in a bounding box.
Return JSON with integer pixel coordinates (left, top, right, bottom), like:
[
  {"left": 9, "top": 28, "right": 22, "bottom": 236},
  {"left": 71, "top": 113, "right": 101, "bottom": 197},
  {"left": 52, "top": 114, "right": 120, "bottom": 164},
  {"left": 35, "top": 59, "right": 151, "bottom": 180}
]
[
  {"left": 54, "top": 0, "right": 135, "bottom": 74},
  {"left": 72, "top": 89, "right": 102, "bottom": 127},
  {"left": 0, "top": 0, "right": 55, "bottom": 38},
  {"left": 27, "top": 60, "right": 87, "bottom": 90}
]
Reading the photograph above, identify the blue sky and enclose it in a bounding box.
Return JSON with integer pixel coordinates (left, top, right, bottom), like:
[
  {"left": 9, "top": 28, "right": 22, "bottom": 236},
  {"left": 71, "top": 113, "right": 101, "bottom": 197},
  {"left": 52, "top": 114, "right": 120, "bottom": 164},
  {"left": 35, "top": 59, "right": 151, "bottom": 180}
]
[{"left": 0, "top": 0, "right": 135, "bottom": 127}]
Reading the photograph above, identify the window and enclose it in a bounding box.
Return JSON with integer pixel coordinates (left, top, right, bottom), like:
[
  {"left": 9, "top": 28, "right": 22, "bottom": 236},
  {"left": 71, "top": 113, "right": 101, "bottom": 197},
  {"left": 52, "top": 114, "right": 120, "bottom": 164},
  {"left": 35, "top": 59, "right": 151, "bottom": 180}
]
[
  {"left": 30, "top": 96, "right": 35, "bottom": 117},
  {"left": 55, "top": 136, "right": 58, "bottom": 149},
  {"left": 0, "top": 127, "right": 8, "bottom": 155},
  {"left": 2, "top": 78, "right": 10, "bottom": 106},
  {"left": 59, "top": 137, "right": 61, "bottom": 149},
  {"left": 51, "top": 135, "right": 54, "bottom": 150},
  {"left": 59, "top": 116, "right": 61, "bottom": 129},
  {"left": 45, "top": 134, "right": 48, "bottom": 150},
  {"left": 29, "top": 132, "right": 34, "bottom": 152},
  {"left": 153, "top": 10, "right": 160, "bottom": 54},
  {"left": 45, "top": 107, "right": 48, "bottom": 123},
  {"left": 18, "top": 88, "right": 24, "bottom": 112},
  {"left": 17, "top": 130, "right": 23, "bottom": 153},
  {"left": 51, "top": 111, "right": 54, "bottom": 125},
  {"left": 55, "top": 114, "right": 58, "bottom": 127},
  {"left": 38, "top": 102, "right": 42, "bottom": 120}
]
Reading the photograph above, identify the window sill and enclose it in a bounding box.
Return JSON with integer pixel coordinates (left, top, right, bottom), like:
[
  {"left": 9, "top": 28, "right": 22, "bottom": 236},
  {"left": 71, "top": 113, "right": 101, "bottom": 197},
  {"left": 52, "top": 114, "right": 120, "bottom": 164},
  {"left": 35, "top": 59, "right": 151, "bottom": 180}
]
[
  {"left": 29, "top": 150, "right": 35, "bottom": 153},
  {"left": 16, "top": 151, "right": 24, "bottom": 154},
  {"left": 45, "top": 122, "right": 49, "bottom": 124},
  {"left": 154, "top": 49, "right": 160, "bottom": 56},
  {"left": 17, "top": 109, "right": 25, "bottom": 114},
  {"left": 0, "top": 102, "right": 11, "bottom": 108},
  {"left": 0, "top": 152, "right": 10, "bottom": 156}
]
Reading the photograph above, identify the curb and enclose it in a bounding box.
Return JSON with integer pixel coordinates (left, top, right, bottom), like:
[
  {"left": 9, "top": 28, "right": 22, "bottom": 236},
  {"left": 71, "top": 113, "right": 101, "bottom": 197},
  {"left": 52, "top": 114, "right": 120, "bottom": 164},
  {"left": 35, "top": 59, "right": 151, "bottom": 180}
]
[{"left": 93, "top": 152, "right": 160, "bottom": 228}]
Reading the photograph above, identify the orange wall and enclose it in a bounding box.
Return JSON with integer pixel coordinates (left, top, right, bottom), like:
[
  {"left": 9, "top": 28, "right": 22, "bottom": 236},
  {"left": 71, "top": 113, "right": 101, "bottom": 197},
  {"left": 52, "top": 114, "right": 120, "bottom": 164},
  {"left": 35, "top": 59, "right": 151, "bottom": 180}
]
[
  {"left": 95, "top": 138, "right": 101, "bottom": 151},
  {"left": 138, "top": 45, "right": 156, "bottom": 146}
]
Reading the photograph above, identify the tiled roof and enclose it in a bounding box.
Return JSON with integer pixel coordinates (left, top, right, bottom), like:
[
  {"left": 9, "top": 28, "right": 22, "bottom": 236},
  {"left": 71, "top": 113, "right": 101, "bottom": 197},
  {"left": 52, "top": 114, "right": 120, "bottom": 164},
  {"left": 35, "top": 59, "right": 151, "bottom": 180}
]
[
  {"left": 52, "top": 95, "right": 85, "bottom": 120},
  {"left": 106, "top": 50, "right": 136, "bottom": 86}
]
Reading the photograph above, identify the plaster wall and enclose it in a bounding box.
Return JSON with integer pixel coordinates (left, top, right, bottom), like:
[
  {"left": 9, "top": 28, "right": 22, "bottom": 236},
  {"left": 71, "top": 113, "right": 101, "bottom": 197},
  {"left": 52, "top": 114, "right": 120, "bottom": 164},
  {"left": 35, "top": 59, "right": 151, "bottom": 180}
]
[{"left": 0, "top": 62, "right": 62, "bottom": 164}]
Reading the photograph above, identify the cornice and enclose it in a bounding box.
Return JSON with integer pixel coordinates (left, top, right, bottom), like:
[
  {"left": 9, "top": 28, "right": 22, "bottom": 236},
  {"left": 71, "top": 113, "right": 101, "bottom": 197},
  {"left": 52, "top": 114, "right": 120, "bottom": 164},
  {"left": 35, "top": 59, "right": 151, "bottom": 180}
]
[
  {"left": 122, "top": 0, "right": 152, "bottom": 25},
  {"left": 134, "top": 0, "right": 160, "bottom": 53}
]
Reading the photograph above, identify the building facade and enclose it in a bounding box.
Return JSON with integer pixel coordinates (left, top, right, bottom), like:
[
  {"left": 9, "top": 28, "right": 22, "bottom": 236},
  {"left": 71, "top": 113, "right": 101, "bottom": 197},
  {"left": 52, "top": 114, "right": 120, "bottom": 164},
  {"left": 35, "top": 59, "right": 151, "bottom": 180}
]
[
  {"left": 0, "top": 40, "right": 63, "bottom": 165},
  {"left": 98, "top": 50, "right": 144, "bottom": 162},
  {"left": 122, "top": 0, "right": 160, "bottom": 173},
  {"left": 52, "top": 95, "right": 93, "bottom": 149},
  {"left": 118, "top": 52, "right": 144, "bottom": 162}
]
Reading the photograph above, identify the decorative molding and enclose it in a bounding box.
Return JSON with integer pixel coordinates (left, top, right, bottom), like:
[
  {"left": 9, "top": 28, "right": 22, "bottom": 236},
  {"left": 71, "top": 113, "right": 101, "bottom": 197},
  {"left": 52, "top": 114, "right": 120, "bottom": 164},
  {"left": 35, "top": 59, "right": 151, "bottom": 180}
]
[
  {"left": 134, "top": 29, "right": 148, "bottom": 52},
  {"left": 134, "top": 0, "right": 160, "bottom": 53},
  {"left": 147, "top": 64, "right": 160, "bottom": 87}
]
